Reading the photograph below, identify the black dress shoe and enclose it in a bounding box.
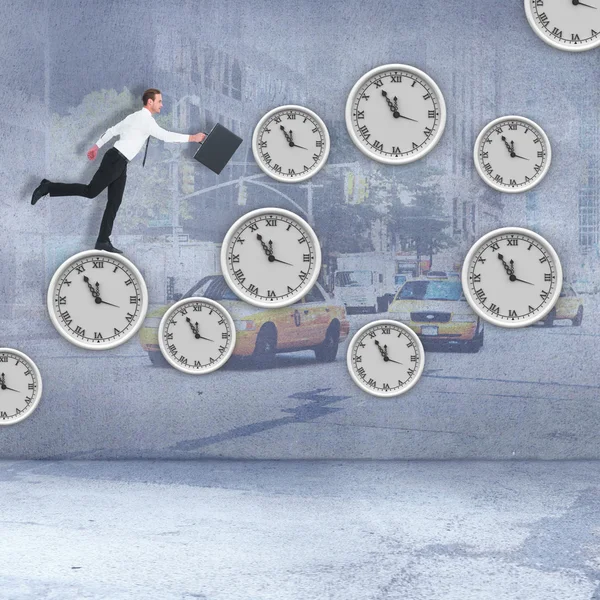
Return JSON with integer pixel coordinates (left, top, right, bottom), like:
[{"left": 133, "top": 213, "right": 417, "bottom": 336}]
[
  {"left": 31, "top": 179, "right": 50, "bottom": 205},
  {"left": 95, "top": 241, "right": 124, "bottom": 254}
]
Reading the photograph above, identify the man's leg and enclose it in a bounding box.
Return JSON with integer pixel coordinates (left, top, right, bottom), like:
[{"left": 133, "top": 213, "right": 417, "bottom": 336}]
[
  {"left": 96, "top": 166, "right": 127, "bottom": 244},
  {"left": 48, "top": 149, "right": 124, "bottom": 199}
]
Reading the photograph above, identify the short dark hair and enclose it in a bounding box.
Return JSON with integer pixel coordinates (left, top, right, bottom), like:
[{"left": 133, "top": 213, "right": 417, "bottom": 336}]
[{"left": 142, "top": 88, "right": 161, "bottom": 105}]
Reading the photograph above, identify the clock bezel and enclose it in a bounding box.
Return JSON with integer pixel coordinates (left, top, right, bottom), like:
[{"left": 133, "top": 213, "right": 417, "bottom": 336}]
[
  {"left": 473, "top": 115, "right": 552, "bottom": 193},
  {"left": 252, "top": 104, "right": 331, "bottom": 183},
  {"left": 524, "top": 0, "right": 600, "bottom": 52},
  {"left": 461, "top": 227, "right": 563, "bottom": 329},
  {"left": 47, "top": 249, "right": 149, "bottom": 350},
  {"left": 220, "top": 207, "right": 322, "bottom": 309},
  {"left": 346, "top": 319, "right": 426, "bottom": 398},
  {"left": 345, "top": 63, "right": 447, "bottom": 165},
  {"left": 158, "top": 297, "right": 237, "bottom": 374},
  {"left": 0, "top": 348, "right": 43, "bottom": 426}
]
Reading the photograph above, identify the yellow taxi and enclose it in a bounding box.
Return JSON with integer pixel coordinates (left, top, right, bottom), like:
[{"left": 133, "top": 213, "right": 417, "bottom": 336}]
[
  {"left": 388, "top": 278, "right": 483, "bottom": 352},
  {"left": 542, "top": 284, "right": 584, "bottom": 327},
  {"left": 139, "top": 275, "right": 350, "bottom": 368}
]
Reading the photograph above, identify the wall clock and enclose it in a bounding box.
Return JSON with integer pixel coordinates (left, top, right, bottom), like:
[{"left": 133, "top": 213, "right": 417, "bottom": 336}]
[
  {"left": 345, "top": 63, "right": 446, "bottom": 164},
  {"left": 252, "top": 105, "right": 330, "bottom": 182},
  {"left": 47, "top": 250, "right": 148, "bottom": 349},
  {"left": 461, "top": 227, "right": 562, "bottom": 328},
  {"left": 158, "top": 297, "right": 236, "bottom": 374},
  {"left": 524, "top": 0, "right": 600, "bottom": 52},
  {"left": 346, "top": 320, "right": 425, "bottom": 397},
  {"left": 474, "top": 116, "right": 551, "bottom": 193},
  {"left": 221, "top": 207, "right": 322, "bottom": 308},
  {"left": 0, "top": 348, "right": 42, "bottom": 425}
]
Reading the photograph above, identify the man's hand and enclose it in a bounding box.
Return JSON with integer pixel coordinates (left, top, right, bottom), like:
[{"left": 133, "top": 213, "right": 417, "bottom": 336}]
[
  {"left": 87, "top": 145, "right": 99, "bottom": 161},
  {"left": 189, "top": 132, "right": 207, "bottom": 143}
]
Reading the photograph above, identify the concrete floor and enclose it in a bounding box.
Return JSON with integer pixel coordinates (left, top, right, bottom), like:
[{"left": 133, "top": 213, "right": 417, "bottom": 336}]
[{"left": 1, "top": 460, "right": 599, "bottom": 599}]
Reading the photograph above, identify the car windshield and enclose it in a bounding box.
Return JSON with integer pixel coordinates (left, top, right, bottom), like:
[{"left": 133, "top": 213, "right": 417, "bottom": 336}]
[
  {"left": 397, "top": 280, "right": 463, "bottom": 301},
  {"left": 335, "top": 270, "right": 372, "bottom": 287},
  {"left": 184, "top": 276, "right": 239, "bottom": 301}
]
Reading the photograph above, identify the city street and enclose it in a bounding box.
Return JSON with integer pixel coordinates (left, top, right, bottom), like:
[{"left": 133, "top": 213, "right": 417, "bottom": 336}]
[{"left": 1, "top": 298, "right": 599, "bottom": 459}]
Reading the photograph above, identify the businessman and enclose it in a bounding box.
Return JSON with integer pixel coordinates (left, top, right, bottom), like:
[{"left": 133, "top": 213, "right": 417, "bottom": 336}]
[{"left": 31, "top": 88, "right": 206, "bottom": 254}]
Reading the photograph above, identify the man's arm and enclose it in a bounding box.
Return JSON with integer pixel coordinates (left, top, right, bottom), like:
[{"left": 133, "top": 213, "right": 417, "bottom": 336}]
[
  {"left": 88, "top": 115, "right": 130, "bottom": 161},
  {"left": 150, "top": 120, "right": 206, "bottom": 143}
]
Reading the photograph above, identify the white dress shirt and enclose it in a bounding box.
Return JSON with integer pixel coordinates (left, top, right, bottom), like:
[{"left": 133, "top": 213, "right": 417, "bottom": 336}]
[{"left": 95, "top": 107, "right": 189, "bottom": 161}]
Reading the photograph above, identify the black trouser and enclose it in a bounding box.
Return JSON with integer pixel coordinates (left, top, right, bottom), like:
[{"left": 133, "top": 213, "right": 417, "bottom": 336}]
[{"left": 48, "top": 147, "right": 128, "bottom": 243}]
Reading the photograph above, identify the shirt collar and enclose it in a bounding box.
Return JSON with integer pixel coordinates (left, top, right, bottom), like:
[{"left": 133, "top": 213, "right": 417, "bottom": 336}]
[{"left": 142, "top": 107, "right": 152, "bottom": 117}]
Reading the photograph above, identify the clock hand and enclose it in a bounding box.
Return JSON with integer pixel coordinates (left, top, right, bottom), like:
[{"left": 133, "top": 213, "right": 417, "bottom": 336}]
[
  {"left": 497, "top": 253, "right": 514, "bottom": 278},
  {"left": 185, "top": 317, "right": 213, "bottom": 341},
  {"left": 83, "top": 275, "right": 100, "bottom": 298},
  {"left": 279, "top": 125, "right": 292, "bottom": 144},
  {"left": 286, "top": 129, "right": 308, "bottom": 150},
  {"left": 290, "top": 143, "right": 308, "bottom": 150},
  {"left": 271, "top": 257, "right": 294, "bottom": 266},
  {"left": 256, "top": 234, "right": 273, "bottom": 257},
  {"left": 98, "top": 299, "right": 120, "bottom": 308},
  {"left": 573, "top": 0, "right": 597, "bottom": 8},
  {"left": 508, "top": 259, "right": 534, "bottom": 285},
  {"left": 0, "top": 374, "right": 20, "bottom": 393},
  {"left": 381, "top": 90, "right": 419, "bottom": 122}
]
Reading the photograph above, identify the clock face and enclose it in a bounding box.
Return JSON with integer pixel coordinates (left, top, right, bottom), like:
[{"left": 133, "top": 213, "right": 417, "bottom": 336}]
[
  {"left": 474, "top": 116, "right": 551, "bottom": 193},
  {"left": 221, "top": 207, "right": 322, "bottom": 308},
  {"left": 525, "top": 0, "right": 600, "bottom": 52},
  {"left": 47, "top": 250, "right": 149, "bottom": 350},
  {"left": 158, "top": 297, "right": 236, "bottom": 374},
  {"left": 0, "top": 348, "right": 42, "bottom": 425},
  {"left": 346, "top": 320, "right": 425, "bottom": 398},
  {"left": 252, "top": 105, "right": 330, "bottom": 182},
  {"left": 345, "top": 64, "right": 446, "bottom": 164},
  {"left": 462, "top": 228, "right": 563, "bottom": 328}
]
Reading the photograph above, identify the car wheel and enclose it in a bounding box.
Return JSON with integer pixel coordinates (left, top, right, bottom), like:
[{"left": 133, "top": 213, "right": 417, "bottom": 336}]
[
  {"left": 314, "top": 322, "right": 340, "bottom": 363},
  {"left": 148, "top": 351, "right": 168, "bottom": 367},
  {"left": 463, "top": 327, "right": 484, "bottom": 353},
  {"left": 572, "top": 305, "right": 583, "bottom": 327},
  {"left": 543, "top": 308, "right": 556, "bottom": 327},
  {"left": 253, "top": 324, "right": 277, "bottom": 369}
]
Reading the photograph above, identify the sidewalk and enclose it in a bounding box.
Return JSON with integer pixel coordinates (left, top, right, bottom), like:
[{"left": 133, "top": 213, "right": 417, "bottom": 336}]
[{"left": 1, "top": 460, "right": 599, "bottom": 599}]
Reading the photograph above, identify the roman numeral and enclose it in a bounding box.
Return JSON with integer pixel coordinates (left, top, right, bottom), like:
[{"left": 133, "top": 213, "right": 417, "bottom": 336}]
[
  {"left": 249, "top": 223, "right": 258, "bottom": 232},
  {"left": 28, "top": 383, "right": 34, "bottom": 390},
  {"left": 544, "top": 273, "right": 552, "bottom": 282},
  {"left": 571, "top": 33, "right": 580, "bottom": 41},
  {"left": 358, "top": 125, "right": 370, "bottom": 140},
  {"left": 265, "top": 218, "right": 277, "bottom": 226},
  {"left": 312, "top": 153, "right": 320, "bottom": 162},
  {"left": 125, "top": 312, "right": 135, "bottom": 323},
  {"left": 538, "top": 12, "right": 549, "bottom": 27},
  {"left": 392, "top": 146, "right": 401, "bottom": 154},
  {"left": 494, "top": 174, "right": 504, "bottom": 184},
  {"left": 58, "top": 296, "right": 66, "bottom": 304},
  {"left": 422, "top": 92, "right": 431, "bottom": 100},
  {"left": 367, "top": 378, "right": 376, "bottom": 387},
  {"left": 273, "top": 164, "right": 282, "bottom": 173},
  {"left": 74, "top": 325, "right": 85, "bottom": 336},
  {"left": 194, "top": 361, "right": 202, "bottom": 368},
  {"left": 178, "top": 355, "right": 188, "bottom": 365},
  {"left": 510, "top": 179, "right": 517, "bottom": 186},
  {"left": 234, "top": 269, "right": 245, "bottom": 283},
  {"left": 423, "top": 126, "right": 433, "bottom": 137},
  {"left": 372, "top": 140, "right": 383, "bottom": 151},
  {"left": 410, "top": 355, "right": 417, "bottom": 362},
  {"left": 475, "top": 288, "right": 487, "bottom": 303},
  {"left": 482, "top": 152, "right": 489, "bottom": 159},
  {"left": 315, "top": 140, "right": 323, "bottom": 147},
  {"left": 75, "top": 265, "right": 85, "bottom": 273},
  {"left": 539, "top": 256, "right": 547, "bottom": 263},
  {"left": 273, "top": 116, "right": 282, "bottom": 123},
  {"left": 94, "top": 331, "right": 103, "bottom": 339},
  {"left": 537, "top": 151, "right": 544, "bottom": 158},
  {"left": 248, "top": 283, "right": 259, "bottom": 295},
  {"left": 473, "top": 274, "right": 481, "bottom": 283},
  {"left": 382, "top": 383, "right": 390, "bottom": 391},
  {"left": 299, "top": 270, "right": 308, "bottom": 280},
  {"left": 166, "top": 333, "right": 173, "bottom": 340},
  {"left": 508, "top": 123, "right": 517, "bottom": 130},
  {"left": 507, "top": 239, "right": 518, "bottom": 246},
  {"left": 368, "top": 331, "right": 377, "bottom": 338},
  {"left": 357, "top": 367, "right": 366, "bottom": 377},
  {"left": 540, "top": 290, "right": 549, "bottom": 301},
  {"left": 508, "top": 310, "right": 517, "bottom": 318},
  {"left": 483, "top": 162, "right": 493, "bottom": 174},
  {"left": 390, "top": 74, "right": 400, "bottom": 82},
  {"left": 356, "top": 110, "right": 364, "bottom": 120},
  {"left": 61, "top": 311, "right": 72, "bottom": 326},
  {"left": 428, "top": 110, "right": 435, "bottom": 119},
  {"left": 298, "top": 236, "right": 306, "bottom": 244},
  {"left": 490, "top": 242, "right": 500, "bottom": 251},
  {"left": 193, "top": 305, "right": 201, "bottom": 311},
  {"left": 381, "top": 327, "right": 391, "bottom": 334},
  {"left": 287, "top": 112, "right": 296, "bottom": 120},
  {"left": 303, "top": 254, "right": 310, "bottom": 262},
  {"left": 92, "top": 260, "right": 104, "bottom": 268},
  {"left": 262, "top": 152, "right": 271, "bottom": 163},
  {"left": 130, "top": 296, "right": 138, "bottom": 304},
  {"left": 124, "top": 278, "right": 133, "bottom": 286},
  {"left": 489, "top": 304, "right": 500, "bottom": 315},
  {"left": 374, "top": 79, "right": 383, "bottom": 88},
  {"left": 168, "top": 343, "right": 177, "bottom": 354},
  {"left": 222, "top": 332, "right": 229, "bottom": 339},
  {"left": 267, "top": 290, "right": 276, "bottom": 297}
]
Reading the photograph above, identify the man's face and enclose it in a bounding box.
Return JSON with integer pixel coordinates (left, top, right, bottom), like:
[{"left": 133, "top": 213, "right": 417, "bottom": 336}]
[{"left": 147, "top": 94, "right": 163, "bottom": 114}]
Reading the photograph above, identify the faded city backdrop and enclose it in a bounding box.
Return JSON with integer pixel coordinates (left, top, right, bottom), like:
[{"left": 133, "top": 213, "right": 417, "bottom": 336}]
[{"left": 0, "top": 0, "right": 599, "bottom": 458}]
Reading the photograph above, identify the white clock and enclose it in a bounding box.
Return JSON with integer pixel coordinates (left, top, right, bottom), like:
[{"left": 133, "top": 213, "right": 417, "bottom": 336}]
[
  {"left": 346, "top": 320, "right": 425, "bottom": 398},
  {"left": 525, "top": 0, "right": 600, "bottom": 52},
  {"left": 462, "top": 227, "right": 563, "bottom": 328},
  {"left": 47, "top": 250, "right": 148, "bottom": 349},
  {"left": 474, "top": 116, "right": 551, "bottom": 193},
  {"left": 345, "top": 64, "right": 446, "bottom": 164},
  {"left": 158, "top": 297, "right": 236, "bottom": 374},
  {"left": 252, "top": 105, "right": 330, "bottom": 182},
  {"left": 0, "top": 348, "right": 42, "bottom": 425},
  {"left": 221, "top": 207, "right": 322, "bottom": 308}
]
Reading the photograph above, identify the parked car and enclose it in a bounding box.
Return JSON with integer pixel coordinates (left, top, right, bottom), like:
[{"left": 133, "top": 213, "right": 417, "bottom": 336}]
[
  {"left": 388, "top": 279, "right": 484, "bottom": 352},
  {"left": 425, "top": 270, "right": 449, "bottom": 280},
  {"left": 139, "top": 275, "right": 350, "bottom": 368},
  {"left": 542, "top": 284, "right": 584, "bottom": 327}
]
